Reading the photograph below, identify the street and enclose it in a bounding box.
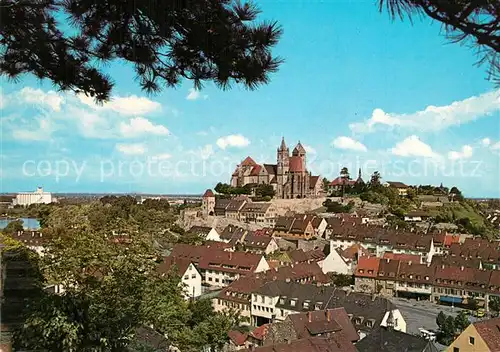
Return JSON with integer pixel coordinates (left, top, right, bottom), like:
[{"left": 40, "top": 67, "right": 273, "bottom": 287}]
[{"left": 391, "top": 297, "right": 466, "bottom": 335}]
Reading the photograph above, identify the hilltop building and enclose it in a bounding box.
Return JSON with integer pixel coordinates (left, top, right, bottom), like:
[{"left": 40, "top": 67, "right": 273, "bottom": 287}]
[{"left": 230, "top": 138, "right": 323, "bottom": 199}]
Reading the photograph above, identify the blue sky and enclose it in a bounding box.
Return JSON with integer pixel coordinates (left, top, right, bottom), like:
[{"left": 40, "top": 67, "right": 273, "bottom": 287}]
[{"left": 1, "top": 1, "right": 499, "bottom": 197}]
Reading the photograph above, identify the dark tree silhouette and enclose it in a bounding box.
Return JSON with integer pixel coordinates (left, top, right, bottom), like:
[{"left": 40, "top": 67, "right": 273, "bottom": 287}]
[
  {"left": 379, "top": 0, "right": 499, "bottom": 84},
  {"left": 0, "top": 0, "right": 283, "bottom": 102}
]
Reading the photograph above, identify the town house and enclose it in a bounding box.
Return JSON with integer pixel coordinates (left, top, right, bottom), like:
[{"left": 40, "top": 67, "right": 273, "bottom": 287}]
[
  {"left": 273, "top": 214, "right": 315, "bottom": 240},
  {"left": 213, "top": 262, "right": 330, "bottom": 322},
  {"left": 240, "top": 202, "right": 277, "bottom": 226},
  {"left": 157, "top": 256, "right": 202, "bottom": 299},
  {"left": 170, "top": 243, "right": 269, "bottom": 287},
  {"left": 250, "top": 281, "right": 406, "bottom": 336}
]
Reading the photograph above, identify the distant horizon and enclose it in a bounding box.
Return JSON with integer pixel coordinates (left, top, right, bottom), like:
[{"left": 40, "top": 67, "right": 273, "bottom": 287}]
[{"left": 1, "top": 190, "right": 498, "bottom": 200}]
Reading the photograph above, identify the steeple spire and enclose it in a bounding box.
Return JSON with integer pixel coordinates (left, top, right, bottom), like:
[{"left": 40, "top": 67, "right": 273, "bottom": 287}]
[
  {"left": 280, "top": 137, "right": 287, "bottom": 150},
  {"left": 358, "top": 168, "right": 362, "bottom": 179}
]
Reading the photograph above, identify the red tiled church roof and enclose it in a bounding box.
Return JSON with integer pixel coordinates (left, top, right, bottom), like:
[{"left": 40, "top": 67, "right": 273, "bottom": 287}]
[
  {"left": 289, "top": 156, "right": 305, "bottom": 172},
  {"left": 241, "top": 156, "right": 257, "bottom": 167},
  {"left": 203, "top": 189, "right": 215, "bottom": 197}
]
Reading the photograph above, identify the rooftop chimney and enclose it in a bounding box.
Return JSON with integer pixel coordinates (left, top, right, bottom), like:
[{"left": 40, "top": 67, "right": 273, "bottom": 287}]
[
  {"left": 460, "top": 266, "right": 464, "bottom": 271},
  {"left": 308, "top": 311, "right": 312, "bottom": 323},
  {"left": 327, "top": 310, "right": 331, "bottom": 322},
  {"left": 229, "top": 252, "right": 233, "bottom": 260}
]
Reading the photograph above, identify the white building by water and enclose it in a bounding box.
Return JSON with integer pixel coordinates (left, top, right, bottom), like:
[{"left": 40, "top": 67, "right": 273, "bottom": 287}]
[{"left": 14, "top": 187, "right": 53, "bottom": 206}]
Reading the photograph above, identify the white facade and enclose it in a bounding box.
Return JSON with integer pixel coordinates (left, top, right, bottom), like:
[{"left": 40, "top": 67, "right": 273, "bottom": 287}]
[
  {"left": 203, "top": 257, "right": 270, "bottom": 288},
  {"left": 314, "top": 218, "right": 328, "bottom": 237},
  {"left": 205, "top": 228, "right": 222, "bottom": 242},
  {"left": 381, "top": 309, "right": 407, "bottom": 333},
  {"left": 14, "top": 187, "right": 52, "bottom": 206},
  {"left": 320, "top": 243, "right": 350, "bottom": 274},
  {"left": 251, "top": 292, "right": 280, "bottom": 325},
  {"left": 181, "top": 263, "right": 202, "bottom": 299},
  {"left": 264, "top": 238, "right": 279, "bottom": 255}
]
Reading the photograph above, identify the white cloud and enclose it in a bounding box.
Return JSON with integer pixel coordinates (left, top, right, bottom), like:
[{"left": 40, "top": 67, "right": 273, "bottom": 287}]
[
  {"left": 331, "top": 136, "right": 367, "bottom": 152},
  {"left": 119, "top": 117, "right": 170, "bottom": 137},
  {"left": 482, "top": 138, "right": 491, "bottom": 147},
  {"left": 150, "top": 153, "right": 172, "bottom": 161},
  {"left": 391, "top": 135, "right": 440, "bottom": 158},
  {"left": 303, "top": 144, "right": 317, "bottom": 154},
  {"left": 186, "top": 88, "right": 208, "bottom": 101},
  {"left": 448, "top": 145, "right": 473, "bottom": 160},
  {"left": 16, "top": 87, "right": 64, "bottom": 111},
  {"left": 77, "top": 93, "right": 161, "bottom": 115},
  {"left": 216, "top": 134, "right": 250, "bottom": 149},
  {"left": 491, "top": 142, "right": 500, "bottom": 150},
  {"left": 350, "top": 89, "right": 500, "bottom": 133},
  {"left": 116, "top": 143, "right": 146, "bottom": 155},
  {"left": 12, "top": 118, "right": 53, "bottom": 141}
]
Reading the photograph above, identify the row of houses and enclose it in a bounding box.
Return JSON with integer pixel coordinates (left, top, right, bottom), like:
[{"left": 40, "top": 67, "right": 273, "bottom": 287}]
[
  {"left": 162, "top": 238, "right": 362, "bottom": 300},
  {"left": 354, "top": 256, "right": 500, "bottom": 311},
  {"left": 215, "top": 276, "right": 410, "bottom": 351}
]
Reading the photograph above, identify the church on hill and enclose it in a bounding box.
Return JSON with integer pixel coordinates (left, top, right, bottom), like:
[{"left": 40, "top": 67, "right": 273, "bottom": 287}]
[{"left": 230, "top": 138, "right": 323, "bottom": 199}]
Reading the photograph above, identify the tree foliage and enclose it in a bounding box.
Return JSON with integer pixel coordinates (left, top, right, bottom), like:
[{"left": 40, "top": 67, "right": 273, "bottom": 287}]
[
  {"left": 13, "top": 198, "right": 239, "bottom": 351},
  {"left": 323, "top": 199, "right": 354, "bottom": 213},
  {"left": 3, "top": 219, "right": 24, "bottom": 234},
  {"left": 0, "top": 0, "right": 283, "bottom": 102},
  {"left": 490, "top": 296, "right": 500, "bottom": 316},
  {"left": 379, "top": 0, "right": 499, "bottom": 84}
]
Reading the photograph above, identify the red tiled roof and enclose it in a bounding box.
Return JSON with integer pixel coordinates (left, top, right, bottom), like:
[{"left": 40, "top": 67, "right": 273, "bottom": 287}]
[
  {"left": 383, "top": 252, "right": 421, "bottom": 264},
  {"left": 330, "top": 177, "right": 356, "bottom": 186},
  {"left": 202, "top": 189, "right": 215, "bottom": 197},
  {"left": 242, "top": 336, "right": 357, "bottom": 352},
  {"left": 288, "top": 249, "right": 325, "bottom": 263},
  {"left": 250, "top": 165, "right": 262, "bottom": 176},
  {"left": 309, "top": 175, "right": 320, "bottom": 188},
  {"left": 157, "top": 256, "right": 194, "bottom": 276},
  {"left": 171, "top": 243, "right": 264, "bottom": 275},
  {"left": 386, "top": 181, "right": 408, "bottom": 188},
  {"left": 228, "top": 330, "right": 247, "bottom": 346},
  {"left": 289, "top": 156, "right": 305, "bottom": 172},
  {"left": 355, "top": 257, "right": 380, "bottom": 278},
  {"left": 250, "top": 324, "right": 269, "bottom": 340},
  {"left": 444, "top": 234, "right": 460, "bottom": 246},
  {"left": 474, "top": 317, "right": 500, "bottom": 351},
  {"left": 241, "top": 156, "right": 257, "bottom": 167},
  {"left": 341, "top": 244, "right": 370, "bottom": 261},
  {"left": 287, "top": 308, "right": 359, "bottom": 342}
]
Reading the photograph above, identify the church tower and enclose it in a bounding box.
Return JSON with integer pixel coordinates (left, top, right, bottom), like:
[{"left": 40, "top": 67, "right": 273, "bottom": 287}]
[
  {"left": 276, "top": 137, "right": 289, "bottom": 198},
  {"left": 292, "top": 141, "right": 307, "bottom": 172}
]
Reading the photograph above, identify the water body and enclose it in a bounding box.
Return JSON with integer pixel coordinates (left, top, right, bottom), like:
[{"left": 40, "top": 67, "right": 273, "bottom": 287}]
[{"left": 0, "top": 217, "right": 41, "bottom": 230}]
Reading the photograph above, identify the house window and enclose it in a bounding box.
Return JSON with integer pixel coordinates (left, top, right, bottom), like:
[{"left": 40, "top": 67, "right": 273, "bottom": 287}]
[
  {"left": 191, "top": 274, "right": 196, "bottom": 279},
  {"left": 290, "top": 300, "right": 296, "bottom": 307},
  {"left": 215, "top": 278, "right": 219, "bottom": 283},
  {"left": 453, "top": 348, "right": 459, "bottom": 352},
  {"left": 184, "top": 275, "right": 189, "bottom": 280},
  {"left": 469, "top": 336, "right": 475, "bottom": 345}
]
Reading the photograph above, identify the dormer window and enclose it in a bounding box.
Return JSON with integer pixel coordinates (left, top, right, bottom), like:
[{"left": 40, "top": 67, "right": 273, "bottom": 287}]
[
  {"left": 279, "top": 298, "right": 285, "bottom": 305},
  {"left": 425, "top": 276, "right": 429, "bottom": 280},
  {"left": 359, "top": 269, "right": 364, "bottom": 274},
  {"left": 303, "top": 301, "right": 310, "bottom": 309},
  {"left": 400, "top": 274, "right": 405, "bottom": 279},
  {"left": 379, "top": 271, "right": 385, "bottom": 276},
  {"left": 409, "top": 275, "right": 413, "bottom": 279},
  {"left": 368, "top": 270, "right": 373, "bottom": 274},
  {"left": 290, "top": 299, "right": 297, "bottom": 307}
]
